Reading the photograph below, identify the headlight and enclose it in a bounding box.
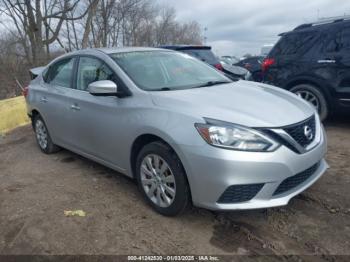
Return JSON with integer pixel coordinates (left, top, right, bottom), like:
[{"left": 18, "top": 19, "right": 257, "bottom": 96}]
[{"left": 195, "top": 119, "right": 279, "bottom": 152}]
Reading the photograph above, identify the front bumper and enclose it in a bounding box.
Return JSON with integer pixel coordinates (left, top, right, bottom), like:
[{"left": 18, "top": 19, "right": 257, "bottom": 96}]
[{"left": 178, "top": 125, "right": 328, "bottom": 210}]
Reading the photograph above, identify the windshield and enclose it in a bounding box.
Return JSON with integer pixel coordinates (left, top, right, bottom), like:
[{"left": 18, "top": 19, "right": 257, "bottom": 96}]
[{"left": 109, "top": 51, "right": 230, "bottom": 91}]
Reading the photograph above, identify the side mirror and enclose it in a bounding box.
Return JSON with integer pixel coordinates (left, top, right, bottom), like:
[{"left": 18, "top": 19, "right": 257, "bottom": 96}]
[{"left": 88, "top": 80, "right": 118, "bottom": 96}]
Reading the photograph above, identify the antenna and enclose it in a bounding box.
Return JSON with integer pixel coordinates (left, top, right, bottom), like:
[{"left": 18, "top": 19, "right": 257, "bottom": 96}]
[
  {"left": 317, "top": 14, "right": 350, "bottom": 23},
  {"left": 203, "top": 27, "right": 208, "bottom": 44}
]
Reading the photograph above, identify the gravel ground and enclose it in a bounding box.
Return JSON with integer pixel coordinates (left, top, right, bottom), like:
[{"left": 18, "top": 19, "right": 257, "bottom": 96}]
[{"left": 0, "top": 117, "right": 349, "bottom": 259}]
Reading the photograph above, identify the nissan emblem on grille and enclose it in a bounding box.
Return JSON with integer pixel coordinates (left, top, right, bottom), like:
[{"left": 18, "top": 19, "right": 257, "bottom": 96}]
[{"left": 304, "top": 125, "right": 313, "bottom": 141}]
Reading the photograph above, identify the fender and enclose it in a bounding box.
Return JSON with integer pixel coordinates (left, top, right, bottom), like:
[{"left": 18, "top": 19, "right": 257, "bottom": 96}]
[{"left": 130, "top": 126, "right": 193, "bottom": 175}]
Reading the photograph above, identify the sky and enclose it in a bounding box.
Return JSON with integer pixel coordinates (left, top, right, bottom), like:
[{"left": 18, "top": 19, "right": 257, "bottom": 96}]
[{"left": 159, "top": 0, "right": 350, "bottom": 57}]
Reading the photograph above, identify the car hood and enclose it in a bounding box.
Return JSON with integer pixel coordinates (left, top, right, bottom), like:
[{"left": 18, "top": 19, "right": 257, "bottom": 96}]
[{"left": 150, "top": 81, "right": 315, "bottom": 127}]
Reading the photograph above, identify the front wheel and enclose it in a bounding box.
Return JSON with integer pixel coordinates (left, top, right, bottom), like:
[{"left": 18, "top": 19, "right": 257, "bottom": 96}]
[
  {"left": 290, "top": 84, "right": 329, "bottom": 121},
  {"left": 135, "top": 141, "right": 190, "bottom": 216}
]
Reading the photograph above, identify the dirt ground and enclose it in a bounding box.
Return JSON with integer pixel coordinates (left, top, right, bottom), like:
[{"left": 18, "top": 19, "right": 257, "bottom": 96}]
[{"left": 0, "top": 116, "right": 349, "bottom": 259}]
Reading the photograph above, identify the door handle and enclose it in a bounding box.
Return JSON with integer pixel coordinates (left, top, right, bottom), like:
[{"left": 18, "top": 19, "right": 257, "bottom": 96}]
[
  {"left": 70, "top": 104, "right": 80, "bottom": 111},
  {"left": 317, "top": 59, "right": 336, "bottom": 64},
  {"left": 40, "top": 97, "right": 48, "bottom": 103}
]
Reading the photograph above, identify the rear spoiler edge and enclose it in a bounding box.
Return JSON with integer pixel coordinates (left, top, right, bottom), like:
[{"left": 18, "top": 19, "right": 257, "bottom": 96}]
[{"left": 29, "top": 66, "right": 45, "bottom": 80}]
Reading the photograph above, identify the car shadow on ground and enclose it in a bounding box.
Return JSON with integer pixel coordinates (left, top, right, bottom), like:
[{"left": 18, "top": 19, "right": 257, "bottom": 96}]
[{"left": 324, "top": 114, "right": 350, "bottom": 128}]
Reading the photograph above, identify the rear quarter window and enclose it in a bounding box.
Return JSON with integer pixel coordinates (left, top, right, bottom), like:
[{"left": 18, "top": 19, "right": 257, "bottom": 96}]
[
  {"left": 324, "top": 26, "right": 350, "bottom": 53},
  {"left": 42, "top": 67, "right": 49, "bottom": 81},
  {"left": 270, "top": 31, "right": 318, "bottom": 56}
]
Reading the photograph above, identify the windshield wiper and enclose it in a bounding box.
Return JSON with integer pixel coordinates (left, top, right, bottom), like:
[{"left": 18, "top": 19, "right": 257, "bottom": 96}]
[
  {"left": 195, "top": 80, "right": 231, "bottom": 88},
  {"left": 150, "top": 87, "right": 172, "bottom": 91},
  {"left": 150, "top": 81, "right": 231, "bottom": 91}
]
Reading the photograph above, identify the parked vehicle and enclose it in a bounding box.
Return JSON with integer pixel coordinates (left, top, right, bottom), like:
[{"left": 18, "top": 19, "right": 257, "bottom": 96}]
[
  {"left": 235, "top": 56, "right": 265, "bottom": 82},
  {"left": 160, "top": 45, "right": 249, "bottom": 80},
  {"left": 25, "top": 47, "right": 328, "bottom": 216},
  {"left": 262, "top": 17, "right": 350, "bottom": 120},
  {"left": 220, "top": 60, "right": 251, "bottom": 80},
  {"left": 220, "top": 56, "right": 240, "bottom": 65}
]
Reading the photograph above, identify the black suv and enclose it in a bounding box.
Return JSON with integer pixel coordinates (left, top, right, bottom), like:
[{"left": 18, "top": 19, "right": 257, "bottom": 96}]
[
  {"left": 262, "top": 18, "right": 350, "bottom": 120},
  {"left": 235, "top": 56, "right": 265, "bottom": 82}
]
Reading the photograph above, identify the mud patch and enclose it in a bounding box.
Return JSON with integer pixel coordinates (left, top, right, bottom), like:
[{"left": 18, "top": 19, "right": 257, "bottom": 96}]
[
  {"left": 5, "top": 137, "right": 27, "bottom": 146},
  {"left": 3, "top": 220, "right": 25, "bottom": 246},
  {"left": 210, "top": 219, "right": 277, "bottom": 255},
  {"left": 297, "top": 193, "right": 349, "bottom": 215},
  {"left": 60, "top": 157, "right": 76, "bottom": 163},
  {"left": 104, "top": 173, "right": 114, "bottom": 179},
  {"left": 0, "top": 137, "right": 27, "bottom": 153},
  {"left": 4, "top": 184, "right": 25, "bottom": 193}
]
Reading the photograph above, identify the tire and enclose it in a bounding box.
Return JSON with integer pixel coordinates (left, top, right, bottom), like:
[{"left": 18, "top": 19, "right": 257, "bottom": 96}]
[
  {"left": 33, "top": 115, "right": 60, "bottom": 154},
  {"left": 135, "top": 141, "right": 191, "bottom": 216},
  {"left": 290, "top": 84, "right": 329, "bottom": 121}
]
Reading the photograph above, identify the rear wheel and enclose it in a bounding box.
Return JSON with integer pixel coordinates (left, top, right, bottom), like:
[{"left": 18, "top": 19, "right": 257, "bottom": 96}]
[
  {"left": 135, "top": 141, "right": 190, "bottom": 216},
  {"left": 33, "top": 115, "right": 60, "bottom": 154},
  {"left": 290, "top": 84, "right": 329, "bottom": 121}
]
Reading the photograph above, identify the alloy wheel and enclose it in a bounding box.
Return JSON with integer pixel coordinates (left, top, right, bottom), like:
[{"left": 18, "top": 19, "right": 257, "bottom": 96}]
[
  {"left": 35, "top": 119, "right": 48, "bottom": 149},
  {"left": 295, "top": 90, "right": 320, "bottom": 112},
  {"left": 140, "top": 154, "right": 176, "bottom": 208}
]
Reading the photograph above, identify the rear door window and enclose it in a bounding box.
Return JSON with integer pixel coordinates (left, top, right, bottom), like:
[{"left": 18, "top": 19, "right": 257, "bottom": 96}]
[{"left": 325, "top": 27, "right": 350, "bottom": 53}]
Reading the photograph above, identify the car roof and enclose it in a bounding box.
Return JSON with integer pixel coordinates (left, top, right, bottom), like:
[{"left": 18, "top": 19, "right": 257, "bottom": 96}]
[
  {"left": 44, "top": 47, "right": 174, "bottom": 66},
  {"left": 96, "top": 47, "right": 167, "bottom": 54},
  {"left": 67, "top": 47, "right": 170, "bottom": 56},
  {"left": 279, "top": 17, "right": 350, "bottom": 36},
  {"left": 159, "top": 45, "right": 211, "bottom": 50}
]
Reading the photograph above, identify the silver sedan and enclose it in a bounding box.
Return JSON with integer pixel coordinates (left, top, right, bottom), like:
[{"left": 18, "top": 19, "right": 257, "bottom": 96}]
[{"left": 25, "top": 47, "right": 328, "bottom": 216}]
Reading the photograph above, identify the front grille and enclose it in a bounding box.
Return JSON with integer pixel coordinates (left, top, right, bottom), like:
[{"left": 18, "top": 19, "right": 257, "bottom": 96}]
[
  {"left": 258, "top": 115, "right": 317, "bottom": 154},
  {"left": 262, "top": 129, "right": 300, "bottom": 154},
  {"left": 283, "top": 116, "right": 316, "bottom": 148},
  {"left": 217, "top": 184, "right": 264, "bottom": 204},
  {"left": 273, "top": 162, "right": 320, "bottom": 196}
]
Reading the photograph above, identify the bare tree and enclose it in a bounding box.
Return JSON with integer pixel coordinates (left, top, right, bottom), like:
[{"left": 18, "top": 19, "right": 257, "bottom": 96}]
[
  {"left": 82, "top": 0, "right": 99, "bottom": 48},
  {"left": 59, "top": 0, "right": 202, "bottom": 50},
  {"left": 0, "top": 0, "right": 203, "bottom": 99},
  {"left": 1, "top": 0, "right": 93, "bottom": 65},
  {"left": 0, "top": 33, "right": 29, "bottom": 98}
]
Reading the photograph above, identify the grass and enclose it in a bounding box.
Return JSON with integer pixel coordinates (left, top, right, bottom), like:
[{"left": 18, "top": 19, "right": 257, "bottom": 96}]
[{"left": 0, "top": 96, "right": 30, "bottom": 135}]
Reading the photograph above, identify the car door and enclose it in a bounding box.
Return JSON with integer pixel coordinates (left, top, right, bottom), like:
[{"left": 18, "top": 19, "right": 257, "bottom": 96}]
[
  {"left": 319, "top": 25, "right": 350, "bottom": 100},
  {"left": 38, "top": 57, "right": 77, "bottom": 146},
  {"left": 66, "top": 56, "right": 129, "bottom": 168}
]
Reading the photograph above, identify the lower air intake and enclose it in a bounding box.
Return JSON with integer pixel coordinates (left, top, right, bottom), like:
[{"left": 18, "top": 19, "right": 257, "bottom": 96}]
[
  {"left": 273, "top": 162, "right": 320, "bottom": 196},
  {"left": 217, "top": 184, "right": 264, "bottom": 204}
]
